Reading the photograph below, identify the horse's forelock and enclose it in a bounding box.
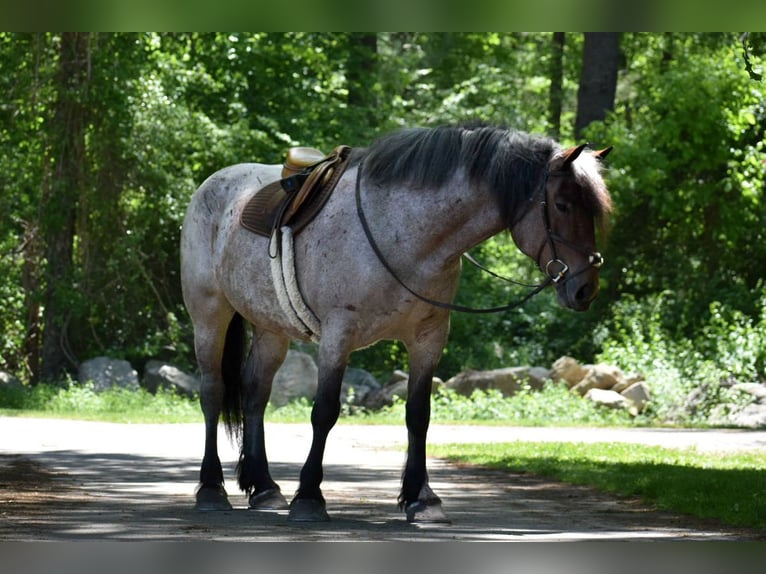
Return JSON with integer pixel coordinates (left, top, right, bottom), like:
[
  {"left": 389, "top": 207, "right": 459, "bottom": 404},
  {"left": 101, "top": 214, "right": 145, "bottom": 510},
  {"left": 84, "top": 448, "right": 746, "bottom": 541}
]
[{"left": 568, "top": 151, "right": 613, "bottom": 222}]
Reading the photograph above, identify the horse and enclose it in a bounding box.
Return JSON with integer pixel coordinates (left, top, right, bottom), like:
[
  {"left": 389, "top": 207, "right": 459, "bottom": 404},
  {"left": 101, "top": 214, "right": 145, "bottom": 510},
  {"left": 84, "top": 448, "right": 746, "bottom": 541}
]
[{"left": 180, "top": 123, "right": 612, "bottom": 523}]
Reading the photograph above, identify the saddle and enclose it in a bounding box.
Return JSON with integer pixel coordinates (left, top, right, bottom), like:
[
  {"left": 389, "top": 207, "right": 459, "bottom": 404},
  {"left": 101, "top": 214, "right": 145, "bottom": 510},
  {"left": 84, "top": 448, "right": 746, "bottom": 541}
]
[{"left": 241, "top": 145, "right": 352, "bottom": 239}]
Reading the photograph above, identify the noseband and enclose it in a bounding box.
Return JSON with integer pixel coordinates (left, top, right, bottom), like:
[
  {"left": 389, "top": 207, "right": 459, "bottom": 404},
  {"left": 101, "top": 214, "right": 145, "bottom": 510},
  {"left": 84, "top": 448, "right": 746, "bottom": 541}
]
[{"left": 538, "top": 169, "right": 604, "bottom": 285}]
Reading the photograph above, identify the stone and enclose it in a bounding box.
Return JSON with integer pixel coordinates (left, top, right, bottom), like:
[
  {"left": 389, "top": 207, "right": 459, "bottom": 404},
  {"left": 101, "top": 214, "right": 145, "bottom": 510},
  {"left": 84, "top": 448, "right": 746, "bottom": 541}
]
[
  {"left": 550, "top": 356, "right": 589, "bottom": 388},
  {"left": 78, "top": 357, "right": 139, "bottom": 392},
  {"left": 341, "top": 367, "right": 380, "bottom": 405},
  {"left": 361, "top": 378, "right": 408, "bottom": 410},
  {"left": 270, "top": 350, "right": 318, "bottom": 407},
  {"left": 0, "top": 371, "right": 23, "bottom": 389},
  {"left": 584, "top": 388, "right": 636, "bottom": 414},
  {"left": 728, "top": 403, "right": 766, "bottom": 429},
  {"left": 620, "top": 381, "right": 651, "bottom": 412},
  {"left": 571, "top": 364, "right": 625, "bottom": 396},
  {"left": 444, "top": 366, "right": 548, "bottom": 398},
  {"left": 143, "top": 360, "right": 200, "bottom": 397},
  {"left": 731, "top": 382, "right": 766, "bottom": 404}
]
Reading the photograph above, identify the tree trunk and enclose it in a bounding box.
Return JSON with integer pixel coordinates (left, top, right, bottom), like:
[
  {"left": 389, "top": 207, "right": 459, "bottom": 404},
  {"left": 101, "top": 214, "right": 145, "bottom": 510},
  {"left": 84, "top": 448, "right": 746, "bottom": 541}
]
[
  {"left": 575, "top": 32, "right": 620, "bottom": 140},
  {"left": 40, "top": 32, "right": 90, "bottom": 381},
  {"left": 548, "top": 32, "right": 565, "bottom": 139}
]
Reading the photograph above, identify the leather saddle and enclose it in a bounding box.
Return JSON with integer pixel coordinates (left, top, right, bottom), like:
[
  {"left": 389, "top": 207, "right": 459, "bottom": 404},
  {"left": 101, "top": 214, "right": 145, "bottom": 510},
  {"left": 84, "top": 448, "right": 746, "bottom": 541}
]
[{"left": 241, "top": 145, "right": 352, "bottom": 239}]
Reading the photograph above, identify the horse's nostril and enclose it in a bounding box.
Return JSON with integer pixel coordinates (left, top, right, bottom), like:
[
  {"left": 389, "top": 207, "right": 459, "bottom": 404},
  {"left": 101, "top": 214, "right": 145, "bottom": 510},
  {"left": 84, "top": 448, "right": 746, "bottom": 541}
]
[{"left": 575, "top": 282, "right": 596, "bottom": 304}]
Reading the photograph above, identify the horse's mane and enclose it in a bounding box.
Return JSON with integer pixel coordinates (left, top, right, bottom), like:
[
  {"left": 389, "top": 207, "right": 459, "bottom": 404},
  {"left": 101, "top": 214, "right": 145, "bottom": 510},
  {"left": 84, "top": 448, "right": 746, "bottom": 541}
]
[{"left": 354, "top": 123, "right": 611, "bottom": 227}]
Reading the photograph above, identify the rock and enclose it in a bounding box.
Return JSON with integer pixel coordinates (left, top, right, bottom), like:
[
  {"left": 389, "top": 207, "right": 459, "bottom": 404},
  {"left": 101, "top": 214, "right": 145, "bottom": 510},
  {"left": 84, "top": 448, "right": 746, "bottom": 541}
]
[
  {"left": 620, "top": 381, "right": 651, "bottom": 412},
  {"left": 584, "top": 388, "right": 636, "bottom": 414},
  {"left": 571, "top": 364, "right": 625, "bottom": 396},
  {"left": 361, "top": 378, "right": 408, "bottom": 410},
  {"left": 728, "top": 403, "right": 766, "bottom": 428},
  {"left": 444, "top": 366, "right": 548, "bottom": 398},
  {"left": 550, "top": 356, "right": 588, "bottom": 388},
  {"left": 0, "top": 371, "right": 23, "bottom": 389},
  {"left": 270, "top": 350, "right": 318, "bottom": 407},
  {"left": 359, "top": 371, "right": 447, "bottom": 410},
  {"left": 731, "top": 382, "right": 766, "bottom": 404},
  {"left": 341, "top": 367, "right": 380, "bottom": 405},
  {"left": 78, "top": 357, "right": 139, "bottom": 392},
  {"left": 143, "top": 360, "right": 200, "bottom": 397}
]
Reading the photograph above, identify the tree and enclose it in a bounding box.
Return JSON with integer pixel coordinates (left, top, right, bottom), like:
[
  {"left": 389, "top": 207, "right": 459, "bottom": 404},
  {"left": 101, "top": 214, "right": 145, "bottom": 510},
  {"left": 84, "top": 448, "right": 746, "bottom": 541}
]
[
  {"left": 548, "top": 32, "right": 565, "bottom": 138},
  {"left": 575, "top": 32, "right": 620, "bottom": 140},
  {"left": 39, "top": 33, "right": 90, "bottom": 381}
]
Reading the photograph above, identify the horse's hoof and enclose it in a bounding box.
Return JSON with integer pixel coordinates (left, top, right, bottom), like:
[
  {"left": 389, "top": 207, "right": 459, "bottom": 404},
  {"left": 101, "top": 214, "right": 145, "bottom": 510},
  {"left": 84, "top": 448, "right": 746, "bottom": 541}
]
[
  {"left": 288, "top": 498, "right": 330, "bottom": 522},
  {"left": 195, "top": 485, "right": 233, "bottom": 511},
  {"left": 405, "top": 500, "right": 451, "bottom": 524},
  {"left": 249, "top": 488, "right": 289, "bottom": 511}
]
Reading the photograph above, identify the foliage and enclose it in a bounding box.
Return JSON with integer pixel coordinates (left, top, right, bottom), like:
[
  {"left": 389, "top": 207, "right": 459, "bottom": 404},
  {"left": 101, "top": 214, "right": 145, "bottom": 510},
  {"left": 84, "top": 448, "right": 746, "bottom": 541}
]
[
  {"left": 595, "top": 289, "right": 766, "bottom": 423},
  {"left": 431, "top": 440, "right": 766, "bottom": 528},
  {"left": 1, "top": 33, "right": 765, "bottom": 427},
  {"left": 0, "top": 380, "right": 200, "bottom": 423}
]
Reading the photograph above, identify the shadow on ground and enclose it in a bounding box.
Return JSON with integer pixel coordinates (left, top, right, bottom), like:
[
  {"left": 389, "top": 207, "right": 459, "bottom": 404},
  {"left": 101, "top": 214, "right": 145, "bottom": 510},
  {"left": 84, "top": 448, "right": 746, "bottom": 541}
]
[{"left": 1, "top": 450, "right": 756, "bottom": 541}]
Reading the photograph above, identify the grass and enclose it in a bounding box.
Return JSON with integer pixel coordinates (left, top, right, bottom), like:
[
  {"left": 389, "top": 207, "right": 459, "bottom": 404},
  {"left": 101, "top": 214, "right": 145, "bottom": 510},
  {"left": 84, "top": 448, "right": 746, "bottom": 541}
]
[
  {"left": 429, "top": 441, "right": 766, "bottom": 530},
  {"left": 0, "top": 381, "right": 636, "bottom": 426}
]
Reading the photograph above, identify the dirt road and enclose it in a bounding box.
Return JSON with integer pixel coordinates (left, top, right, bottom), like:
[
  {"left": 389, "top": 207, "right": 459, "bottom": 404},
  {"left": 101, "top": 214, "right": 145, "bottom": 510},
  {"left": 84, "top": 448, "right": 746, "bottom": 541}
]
[{"left": 1, "top": 416, "right": 764, "bottom": 541}]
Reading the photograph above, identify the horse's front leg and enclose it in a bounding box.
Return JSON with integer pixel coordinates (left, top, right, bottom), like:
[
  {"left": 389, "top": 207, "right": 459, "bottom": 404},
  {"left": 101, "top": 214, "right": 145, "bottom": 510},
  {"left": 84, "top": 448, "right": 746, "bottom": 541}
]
[
  {"left": 399, "top": 328, "right": 451, "bottom": 523},
  {"left": 239, "top": 329, "right": 290, "bottom": 510},
  {"left": 288, "top": 330, "right": 350, "bottom": 522}
]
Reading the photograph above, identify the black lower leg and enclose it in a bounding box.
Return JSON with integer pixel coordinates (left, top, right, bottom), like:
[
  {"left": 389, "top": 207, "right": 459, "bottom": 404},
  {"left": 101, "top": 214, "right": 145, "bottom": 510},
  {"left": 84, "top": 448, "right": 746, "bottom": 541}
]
[{"left": 294, "top": 388, "right": 342, "bottom": 501}]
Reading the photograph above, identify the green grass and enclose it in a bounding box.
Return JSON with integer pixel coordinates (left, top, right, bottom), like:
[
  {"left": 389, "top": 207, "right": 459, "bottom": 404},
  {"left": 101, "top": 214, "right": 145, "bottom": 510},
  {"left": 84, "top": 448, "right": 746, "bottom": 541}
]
[
  {"left": 0, "top": 381, "right": 636, "bottom": 426},
  {"left": 430, "top": 441, "right": 766, "bottom": 530}
]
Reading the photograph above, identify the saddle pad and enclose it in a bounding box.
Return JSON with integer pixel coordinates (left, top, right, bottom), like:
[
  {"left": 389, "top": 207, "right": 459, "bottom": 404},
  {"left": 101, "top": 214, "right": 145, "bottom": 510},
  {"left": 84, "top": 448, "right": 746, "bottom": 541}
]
[{"left": 241, "top": 145, "right": 352, "bottom": 238}]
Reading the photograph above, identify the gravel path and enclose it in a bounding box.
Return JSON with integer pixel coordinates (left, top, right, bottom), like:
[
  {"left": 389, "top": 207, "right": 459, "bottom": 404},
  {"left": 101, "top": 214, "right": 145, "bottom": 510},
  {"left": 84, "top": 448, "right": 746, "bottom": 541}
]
[{"left": 1, "top": 416, "right": 764, "bottom": 541}]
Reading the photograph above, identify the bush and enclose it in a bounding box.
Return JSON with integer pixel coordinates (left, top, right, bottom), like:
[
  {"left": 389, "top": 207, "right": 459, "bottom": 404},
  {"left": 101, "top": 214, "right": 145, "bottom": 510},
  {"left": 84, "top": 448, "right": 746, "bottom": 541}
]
[{"left": 595, "top": 288, "right": 766, "bottom": 423}]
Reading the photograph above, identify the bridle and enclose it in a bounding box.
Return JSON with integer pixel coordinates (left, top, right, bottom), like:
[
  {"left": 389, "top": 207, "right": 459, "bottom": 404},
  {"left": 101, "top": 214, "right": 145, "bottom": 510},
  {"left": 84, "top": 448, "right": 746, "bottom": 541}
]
[
  {"left": 537, "top": 169, "right": 604, "bottom": 285},
  {"left": 354, "top": 159, "right": 604, "bottom": 314}
]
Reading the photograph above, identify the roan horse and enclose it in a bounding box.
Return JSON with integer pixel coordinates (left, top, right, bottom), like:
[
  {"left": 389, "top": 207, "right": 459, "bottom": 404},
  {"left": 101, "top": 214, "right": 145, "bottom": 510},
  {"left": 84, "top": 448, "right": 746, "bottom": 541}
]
[{"left": 180, "top": 123, "right": 612, "bottom": 523}]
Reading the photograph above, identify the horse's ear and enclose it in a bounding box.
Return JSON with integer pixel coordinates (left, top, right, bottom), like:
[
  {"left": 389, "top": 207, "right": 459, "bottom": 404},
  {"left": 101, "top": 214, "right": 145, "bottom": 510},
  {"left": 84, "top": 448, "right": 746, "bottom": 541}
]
[
  {"left": 594, "top": 146, "right": 613, "bottom": 161},
  {"left": 561, "top": 143, "right": 588, "bottom": 169}
]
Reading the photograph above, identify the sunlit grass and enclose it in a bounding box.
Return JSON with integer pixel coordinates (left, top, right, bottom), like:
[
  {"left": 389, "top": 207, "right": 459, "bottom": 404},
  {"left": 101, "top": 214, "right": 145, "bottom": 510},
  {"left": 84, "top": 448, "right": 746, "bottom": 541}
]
[{"left": 430, "top": 441, "right": 766, "bottom": 529}]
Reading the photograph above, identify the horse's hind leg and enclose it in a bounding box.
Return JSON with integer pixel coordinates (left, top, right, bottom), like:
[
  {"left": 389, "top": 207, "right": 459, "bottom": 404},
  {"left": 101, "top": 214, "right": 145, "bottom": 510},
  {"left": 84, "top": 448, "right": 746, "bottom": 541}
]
[
  {"left": 238, "top": 328, "right": 290, "bottom": 510},
  {"left": 193, "top": 306, "right": 239, "bottom": 511}
]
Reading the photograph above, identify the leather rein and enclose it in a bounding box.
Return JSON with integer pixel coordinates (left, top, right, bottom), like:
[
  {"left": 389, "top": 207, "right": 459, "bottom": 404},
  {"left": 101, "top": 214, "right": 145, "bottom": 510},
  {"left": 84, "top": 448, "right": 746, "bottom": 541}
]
[{"left": 354, "top": 159, "right": 603, "bottom": 314}]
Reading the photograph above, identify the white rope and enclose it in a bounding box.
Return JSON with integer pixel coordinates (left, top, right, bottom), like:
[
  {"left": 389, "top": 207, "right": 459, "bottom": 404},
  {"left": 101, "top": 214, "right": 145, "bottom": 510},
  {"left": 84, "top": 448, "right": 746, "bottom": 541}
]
[{"left": 269, "top": 226, "right": 321, "bottom": 342}]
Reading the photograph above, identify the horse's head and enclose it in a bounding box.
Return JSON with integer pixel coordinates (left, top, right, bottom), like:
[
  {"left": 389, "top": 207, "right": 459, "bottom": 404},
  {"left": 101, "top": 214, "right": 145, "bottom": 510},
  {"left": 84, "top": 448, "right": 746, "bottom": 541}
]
[{"left": 511, "top": 144, "right": 612, "bottom": 311}]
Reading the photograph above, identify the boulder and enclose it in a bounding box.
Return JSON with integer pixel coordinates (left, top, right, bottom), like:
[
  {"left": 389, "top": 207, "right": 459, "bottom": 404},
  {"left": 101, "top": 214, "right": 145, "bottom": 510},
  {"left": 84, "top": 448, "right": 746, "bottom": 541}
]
[
  {"left": 584, "top": 388, "right": 636, "bottom": 414},
  {"left": 341, "top": 367, "right": 381, "bottom": 405},
  {"left": 361, "top": 378, "right": 408, "bottom": 410},
  {"left": 143, "top": 360, "right": 200, "bottom": 397},
  {"left": 0, "top": 371, "right": 23, "bottom": 389},
  {"left": 731, "top": 382, "right": 766, "bottom": 404},
  {"left": 78, "top": 357, "right": 139, "bottom": 392},
  {"left": 444, "top": 366, "right": 548, "bottom": 398},
  {"left": 728, "top": 403, "right": 766, "bottom": 429},
  {"left": 571, "top": 364, "right": 625, "bottom": 396},
  {"left": 270, "top": 350, "right": 318, "bottom": 407},
  {"left": 620, "top": 381, "right": 651, "bottom": 412},
  {"left": 550, "top": 356, "right": 589, "bottom": 387}
]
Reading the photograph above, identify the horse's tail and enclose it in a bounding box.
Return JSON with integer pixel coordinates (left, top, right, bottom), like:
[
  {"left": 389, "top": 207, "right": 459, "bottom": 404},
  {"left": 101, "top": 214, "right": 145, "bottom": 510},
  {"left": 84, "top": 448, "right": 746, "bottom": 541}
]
[{"left": 221, "top": 312, "right": 247, "bottom": 442}]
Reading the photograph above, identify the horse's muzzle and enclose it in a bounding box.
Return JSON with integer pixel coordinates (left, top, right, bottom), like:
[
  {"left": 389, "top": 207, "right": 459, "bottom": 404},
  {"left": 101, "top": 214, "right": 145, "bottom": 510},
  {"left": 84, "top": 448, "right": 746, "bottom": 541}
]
[{"left": 557, "top": 274, "right": 600, "bottom": 311}]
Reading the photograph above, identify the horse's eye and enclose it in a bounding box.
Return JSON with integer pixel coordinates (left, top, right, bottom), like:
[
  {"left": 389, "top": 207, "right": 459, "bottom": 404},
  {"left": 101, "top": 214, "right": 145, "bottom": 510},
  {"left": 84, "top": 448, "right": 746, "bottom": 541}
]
[{"left": 555, "top": 202, "right": 570, "bottom": 214}]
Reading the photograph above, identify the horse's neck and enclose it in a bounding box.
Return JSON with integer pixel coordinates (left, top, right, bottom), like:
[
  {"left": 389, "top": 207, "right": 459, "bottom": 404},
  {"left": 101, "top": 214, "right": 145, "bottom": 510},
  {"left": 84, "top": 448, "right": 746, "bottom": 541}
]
[{"left": 371, "top": 175, "right": 505, "bottom": 270}]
